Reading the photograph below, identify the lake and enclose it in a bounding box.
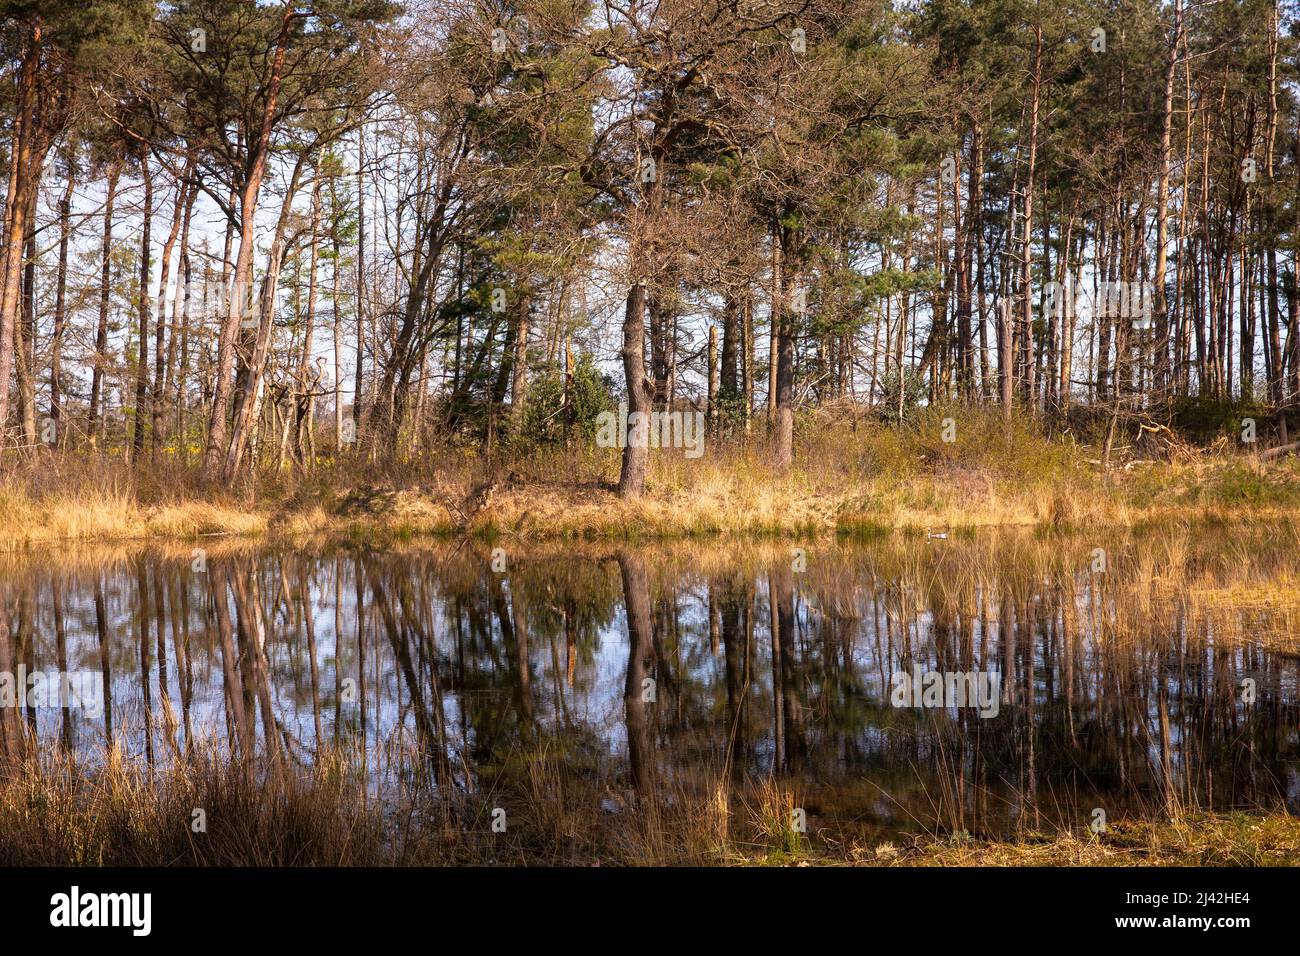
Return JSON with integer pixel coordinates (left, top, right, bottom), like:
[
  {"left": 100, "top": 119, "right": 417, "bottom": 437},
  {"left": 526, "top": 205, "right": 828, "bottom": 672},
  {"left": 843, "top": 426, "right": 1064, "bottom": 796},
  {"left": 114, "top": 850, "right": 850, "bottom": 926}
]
[{"left": 1, "top": 528, "right": 1297, "bottom": 849}]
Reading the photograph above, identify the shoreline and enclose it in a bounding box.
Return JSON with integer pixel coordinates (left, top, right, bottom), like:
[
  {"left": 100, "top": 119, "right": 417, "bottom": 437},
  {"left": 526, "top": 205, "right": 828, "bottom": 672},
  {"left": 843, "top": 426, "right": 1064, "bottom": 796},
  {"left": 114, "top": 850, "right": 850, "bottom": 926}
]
[
  {"left": 2, "top": 748, "right": 1294, "bottom": 866},
  {"left": 5, "top": 477, "right": 1300, "bottom": 552}
]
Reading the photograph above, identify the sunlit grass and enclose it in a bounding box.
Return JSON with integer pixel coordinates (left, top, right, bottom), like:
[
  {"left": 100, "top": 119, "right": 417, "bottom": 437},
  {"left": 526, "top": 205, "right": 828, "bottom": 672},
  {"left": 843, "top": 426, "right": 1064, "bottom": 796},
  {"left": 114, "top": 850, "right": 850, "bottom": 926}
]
[{"left": 3, "top": 414, "right": 1299, "bottom": 549}]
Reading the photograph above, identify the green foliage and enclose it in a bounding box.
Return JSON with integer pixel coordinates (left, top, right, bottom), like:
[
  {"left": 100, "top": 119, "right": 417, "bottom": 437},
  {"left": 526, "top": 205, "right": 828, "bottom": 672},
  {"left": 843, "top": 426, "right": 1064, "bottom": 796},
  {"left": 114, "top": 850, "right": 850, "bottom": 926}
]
[
  {"left": 875, "top": 367, "right": 928, "bottom": 425},
  {"left": 709, "top": 391, "right": 750, "bottom": 437},
  {"left": 515, "top": 352, "right": 614, "bottom": 448},
  {"left": 1170, "top": 396, "right": 1275, "bottom": 445}
]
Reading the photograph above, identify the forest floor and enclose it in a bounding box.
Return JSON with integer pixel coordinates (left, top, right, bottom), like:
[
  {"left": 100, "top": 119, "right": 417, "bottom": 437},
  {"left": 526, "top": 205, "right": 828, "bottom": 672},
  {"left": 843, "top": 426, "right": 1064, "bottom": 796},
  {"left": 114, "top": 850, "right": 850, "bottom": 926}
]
[{"left": 3, "top": 412, "right": 1299, "bottom": 550}]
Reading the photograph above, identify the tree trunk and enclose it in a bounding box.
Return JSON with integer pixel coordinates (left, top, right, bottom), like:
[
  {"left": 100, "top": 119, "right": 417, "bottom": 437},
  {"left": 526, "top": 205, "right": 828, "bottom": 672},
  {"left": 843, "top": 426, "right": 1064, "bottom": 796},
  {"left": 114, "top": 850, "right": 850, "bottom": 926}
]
[
  {"left": 1152, "top": 0, "right": 1183, "bottom": 402},
  {"left": 151, "top": 160, "right": 194, "bottom": 457},
  {"left": 767, "top": 219, "right": 782, "bottom": 425},
  {"left": 0, "top": 25, "right": 41, "bottom": 445},
  {"left": 130, "top": 154, "right": 153, "bottom": 463},
  {"left": 89, "top": 159, "right": 122, "bottom": 443},
  {"left": 354, "top": 122, "right": 367, "bottom": 444},
  {"left": 510, "top": 293, "right": 530, "bottom": 432},
  {"left": 1018, "top": 25, "right": 1043, "bottom": 409},
  {"left": 774, "top": 226, "right": 797, "bottom": 470},
  {"left": 202, "top": 3, "right": 298, "bottom": 479},
  {"left": 618, "top": 281, "right": 652, "bottom": 497},
  {"left": 48, "top": 167, "right": 75, "bottom": 447}
]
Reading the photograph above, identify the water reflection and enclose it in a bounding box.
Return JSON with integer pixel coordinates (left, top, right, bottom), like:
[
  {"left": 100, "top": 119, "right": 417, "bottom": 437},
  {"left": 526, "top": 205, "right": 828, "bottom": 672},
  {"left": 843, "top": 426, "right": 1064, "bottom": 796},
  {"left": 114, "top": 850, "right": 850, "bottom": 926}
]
[{"left": 1, "top": 532, "right": 1297, "bottom": 839}]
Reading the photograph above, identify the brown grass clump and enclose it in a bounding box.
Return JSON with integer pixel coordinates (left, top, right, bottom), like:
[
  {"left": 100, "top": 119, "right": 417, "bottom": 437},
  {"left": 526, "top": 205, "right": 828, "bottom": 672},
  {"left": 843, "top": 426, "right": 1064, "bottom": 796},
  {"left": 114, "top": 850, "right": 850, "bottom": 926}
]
[
  {"left": 0, "top": 746, "right": 387, "bottom": 866},
  {"left": 3, "top": 747, "right": 1296, "bottom": 866}
]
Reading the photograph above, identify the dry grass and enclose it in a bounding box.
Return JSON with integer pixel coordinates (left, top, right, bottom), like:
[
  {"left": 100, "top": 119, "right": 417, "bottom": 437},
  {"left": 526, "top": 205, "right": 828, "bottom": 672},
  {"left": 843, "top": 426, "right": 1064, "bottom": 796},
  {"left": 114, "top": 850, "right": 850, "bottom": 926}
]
[
  {"left": 2, "top": 494, "right": 270, "bottom": 543},
  {"left": 0, "top": 455, "right": 269, "bottom": 548},
  {"left": 0, "top": 746, "right": 389, "bottom": 866},
  {"left": 3, "top": 747, "right": 1295, "bottom": 866},
  {"left": 892, "top": 814, "right": 1300, "bottom": 867},
  {"left": 2, "top": 414, "right": 1299, "bottom": 549}
]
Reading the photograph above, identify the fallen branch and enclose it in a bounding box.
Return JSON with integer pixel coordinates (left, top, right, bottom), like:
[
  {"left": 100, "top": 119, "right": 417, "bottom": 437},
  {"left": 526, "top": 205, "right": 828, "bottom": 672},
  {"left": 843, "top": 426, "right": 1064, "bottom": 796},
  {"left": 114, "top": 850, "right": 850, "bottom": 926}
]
[{"left": 1260, "top": 442, "right": 1300, "bottom": 462}]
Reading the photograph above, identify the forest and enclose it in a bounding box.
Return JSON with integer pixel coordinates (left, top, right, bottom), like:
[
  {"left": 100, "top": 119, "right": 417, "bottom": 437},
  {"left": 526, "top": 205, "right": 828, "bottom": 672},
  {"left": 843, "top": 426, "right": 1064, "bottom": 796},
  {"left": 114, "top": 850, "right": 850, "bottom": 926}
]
[{"left": 0, "top": 0, "right": 1294, "bottom": 521}]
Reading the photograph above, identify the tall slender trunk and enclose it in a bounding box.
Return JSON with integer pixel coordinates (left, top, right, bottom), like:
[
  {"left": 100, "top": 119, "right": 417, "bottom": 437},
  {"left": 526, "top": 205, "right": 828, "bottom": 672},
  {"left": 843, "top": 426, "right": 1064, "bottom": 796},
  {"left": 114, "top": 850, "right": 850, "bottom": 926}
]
[
  {"left": 707, "top": 324, "right": 719, "bottom": 434},
  {"left": 333, "top": 226, "right": 344, "bottom": 453},
  {"left": 973, "top": 124, "right": 990, "bottom": 397},
  {"left": 223, "top": 155, "right": 308, "bottom": 479},
  {"left": 354, "top": 122, "right": 367, "bottom": 442},
  {"left": 0, "top": 25, "right": 42, "bottom": 443},
  {"left": 743, "top": 289, "right": 754, "bottom": 431},
  {"left": 16, "top": 205, "right": 38, "bottom": 446},
  {"left": 1018, "top": 25, "right": 1043, "bottom": 408},
  {"left": 166, "top": 178, "right": 198, "bottom": 450},
  {"left": 48, "top": 168, "right": 75, "bottom": 446},
  {"left": 1153, "top": 0, "right": 1184, "bottom": 401},
  {"left": 774, "top": 224, "right": 797, "bottom": 470},
  {"left": 295, "top": 179, "right": 323, "bottom": 464},
  {"left": 130, "top": 154, "right": 153, "bottom": 463},
  {"left": 954, "top": 133, "right": 973, "bottom": 401},
  {"left": 510, "top": 294, "right": 530, "bottom": 431},
  {"left": 767, "top": 219, "right": 782, "bottom": 425},
  {"left": 151, "top": 160, "right": 194, "bottom": 456},
  {"left": 88, "top": 159, "right": 122, "bottom": 442}
]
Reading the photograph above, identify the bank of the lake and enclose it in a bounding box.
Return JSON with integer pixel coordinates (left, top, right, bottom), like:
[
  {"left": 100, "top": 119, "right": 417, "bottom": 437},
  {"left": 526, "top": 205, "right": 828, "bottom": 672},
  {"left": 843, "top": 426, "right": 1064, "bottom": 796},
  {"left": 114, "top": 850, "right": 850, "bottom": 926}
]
[
  {"left": 3, "top": 748, "right": 1297, "bottom": 866},
  {"left": 3, "top": 436, "right": 1300, "bottom": 550}
]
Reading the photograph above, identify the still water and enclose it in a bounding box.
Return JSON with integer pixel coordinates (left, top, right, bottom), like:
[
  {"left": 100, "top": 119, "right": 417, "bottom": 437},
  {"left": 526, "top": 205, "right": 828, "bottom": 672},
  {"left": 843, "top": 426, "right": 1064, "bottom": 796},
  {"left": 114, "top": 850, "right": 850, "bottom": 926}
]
[{"left": 1, "top": 531, "right": 1297, "bottom": 840}]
